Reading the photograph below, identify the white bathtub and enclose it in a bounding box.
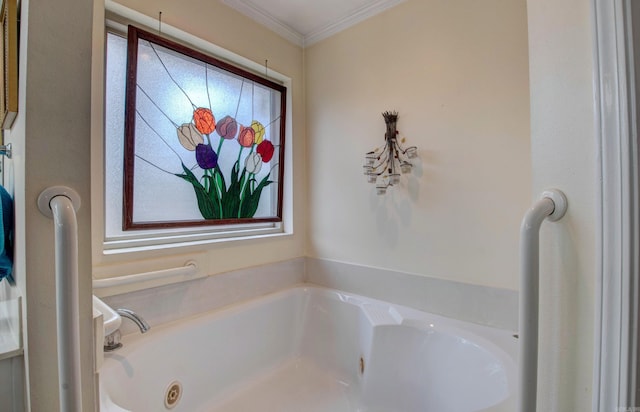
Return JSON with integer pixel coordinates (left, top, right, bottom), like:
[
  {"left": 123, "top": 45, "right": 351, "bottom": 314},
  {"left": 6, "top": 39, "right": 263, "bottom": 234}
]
[{"left": 99, "top": 286, "right": 517, "bottom": 412}]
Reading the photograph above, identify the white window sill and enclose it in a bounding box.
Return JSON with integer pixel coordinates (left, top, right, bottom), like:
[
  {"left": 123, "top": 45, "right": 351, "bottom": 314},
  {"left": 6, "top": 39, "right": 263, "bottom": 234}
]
[{"left": 103, "top": 227, "right": 291, "bottom": 255}]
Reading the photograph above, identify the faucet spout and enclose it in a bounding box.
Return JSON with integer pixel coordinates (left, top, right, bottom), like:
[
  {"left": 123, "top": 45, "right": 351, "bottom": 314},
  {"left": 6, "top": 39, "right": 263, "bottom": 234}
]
[
  {"left": 116, "top": 308, "right": 151, "bottom": 333},
  {"left": 103, "top": 308, "right": 150, "bottom": 352}
]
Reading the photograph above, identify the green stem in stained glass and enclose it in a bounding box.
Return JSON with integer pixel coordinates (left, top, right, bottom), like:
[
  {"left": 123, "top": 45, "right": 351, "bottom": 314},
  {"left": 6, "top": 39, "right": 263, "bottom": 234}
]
[
  {"left": 203, "top": 169, "right": 210, "bottom": 193},
  {"left": 214, "top": 169, "right": 223, "bottom": 216},
  {"left": 237, "top": 145, "right": 257, "bottom": 217},
  {"left": 236, "top": 147, "right": 244, "bottom": 166},
  {"left": 217, "top": 138, "right": 224, "bottom": 158},
  {"left": 237, "top": 172, "right": 254, "bottom": 218}
]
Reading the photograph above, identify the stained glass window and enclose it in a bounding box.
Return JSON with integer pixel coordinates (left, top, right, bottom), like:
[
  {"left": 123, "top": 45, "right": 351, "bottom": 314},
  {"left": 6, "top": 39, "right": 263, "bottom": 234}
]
[{"left": 117, "top": 26, "right": 285, "bottom": 230}]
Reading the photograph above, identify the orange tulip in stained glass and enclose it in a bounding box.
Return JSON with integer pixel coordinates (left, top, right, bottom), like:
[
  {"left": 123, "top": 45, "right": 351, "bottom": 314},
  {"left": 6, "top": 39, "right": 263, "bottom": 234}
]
[{"left": 193, "top": 107, "right": 216, "bottom": 135}]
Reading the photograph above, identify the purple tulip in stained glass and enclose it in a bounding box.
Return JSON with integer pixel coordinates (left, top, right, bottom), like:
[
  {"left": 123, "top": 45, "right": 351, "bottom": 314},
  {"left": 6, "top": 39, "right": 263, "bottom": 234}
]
[{"left": 195, "top": 143, "right": 218, "bottom": 169}]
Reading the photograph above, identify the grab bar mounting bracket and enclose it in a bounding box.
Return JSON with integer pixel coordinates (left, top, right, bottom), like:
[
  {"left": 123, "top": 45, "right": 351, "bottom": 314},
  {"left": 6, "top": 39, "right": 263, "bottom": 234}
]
[
  {"left": 37, "top": 186, "right": 81, "bottom": 218},
  {"left": 540, "top": 189, "right": 567, "bottom": 222}
]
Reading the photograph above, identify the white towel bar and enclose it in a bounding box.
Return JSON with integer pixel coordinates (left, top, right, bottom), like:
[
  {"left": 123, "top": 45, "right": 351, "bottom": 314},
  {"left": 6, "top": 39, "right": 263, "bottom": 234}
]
[{"left": 518, "top": 189, "right": 567, "bottom": 412}]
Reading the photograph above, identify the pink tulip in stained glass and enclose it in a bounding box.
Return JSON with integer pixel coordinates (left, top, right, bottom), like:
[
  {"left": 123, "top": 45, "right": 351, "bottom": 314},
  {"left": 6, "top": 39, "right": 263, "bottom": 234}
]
[
  {"left": 216, "top": 115, "right": 238, "bottom": 139},
  {"left": 238, "top": 125, "right": 255, "bottom": 148}
]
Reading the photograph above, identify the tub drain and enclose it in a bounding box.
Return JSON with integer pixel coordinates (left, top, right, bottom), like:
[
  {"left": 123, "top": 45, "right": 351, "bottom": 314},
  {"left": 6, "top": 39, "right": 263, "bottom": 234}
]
[{"left": 164, "top": 381, "right": 182, "bottom": 409}]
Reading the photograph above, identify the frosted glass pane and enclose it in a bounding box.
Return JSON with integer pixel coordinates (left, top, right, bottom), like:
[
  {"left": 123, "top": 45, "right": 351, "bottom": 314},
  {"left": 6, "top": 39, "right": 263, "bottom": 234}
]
[
  {"left": 105, "top": 33, "right": 127, "bottom": 238},
  {"left": 106, "top": 27, "right": 284, "bottom": 232}
]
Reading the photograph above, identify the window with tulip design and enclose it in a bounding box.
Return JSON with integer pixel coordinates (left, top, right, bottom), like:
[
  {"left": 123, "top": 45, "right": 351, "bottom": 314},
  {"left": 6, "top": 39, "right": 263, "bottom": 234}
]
[{"left": 121, "top": 26, "right": 286, "bottom": 230}]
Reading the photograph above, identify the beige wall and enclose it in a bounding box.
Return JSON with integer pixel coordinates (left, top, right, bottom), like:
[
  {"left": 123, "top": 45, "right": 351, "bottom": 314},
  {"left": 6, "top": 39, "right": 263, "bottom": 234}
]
[
  {"left": 305, "top": 0, "right": 530, "bottom": 290},
  {"left": 92, "top": 1, "right": 307, "bottom": 282},
  {"left": 3, "top": 0, "right": 96, "bottom": 409},
  {"left": 528, "top": 0, "right": 597, "bottom": 409}
]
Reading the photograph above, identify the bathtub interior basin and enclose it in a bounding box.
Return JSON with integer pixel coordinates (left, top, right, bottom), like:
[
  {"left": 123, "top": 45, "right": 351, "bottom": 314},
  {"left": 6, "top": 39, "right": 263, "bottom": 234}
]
[{"left": 99, "top": 286, "right": 517, "bottom": 412}]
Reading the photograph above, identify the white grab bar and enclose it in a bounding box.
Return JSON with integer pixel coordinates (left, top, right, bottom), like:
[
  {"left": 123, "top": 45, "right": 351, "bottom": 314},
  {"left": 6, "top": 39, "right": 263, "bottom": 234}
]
[
  {"left": 518, "top": 189, "right": 567, "bottom": 412},
  {"left": 38, "top": 186, "right": 82, "bottom": 412},
  {"left": 92, "top": 261, "right": 198, "bottom": 289}
]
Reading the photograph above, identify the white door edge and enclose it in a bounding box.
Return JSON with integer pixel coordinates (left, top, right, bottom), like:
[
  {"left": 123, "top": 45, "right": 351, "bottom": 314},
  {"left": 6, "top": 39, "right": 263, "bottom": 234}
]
[{"left": 592, "top": 0, "right": 639, "bottom": 410}]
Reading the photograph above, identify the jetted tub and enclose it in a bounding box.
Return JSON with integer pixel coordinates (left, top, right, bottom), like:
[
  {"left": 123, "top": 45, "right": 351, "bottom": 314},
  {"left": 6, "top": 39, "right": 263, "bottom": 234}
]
[{"left": 99, "top": 286, "right": 517, "bottom": 412}]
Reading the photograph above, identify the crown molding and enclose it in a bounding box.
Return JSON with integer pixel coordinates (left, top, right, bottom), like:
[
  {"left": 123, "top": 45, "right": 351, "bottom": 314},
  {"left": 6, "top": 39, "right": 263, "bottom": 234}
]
[
  {"left": 221, "top": 0, "right": 304, "bottom": 47},
  {"left": 304, "top": 0, "right": 407, "bottom": 47},
  {"left": 221, "top": 0, "right": 407, "bottom": 48}
]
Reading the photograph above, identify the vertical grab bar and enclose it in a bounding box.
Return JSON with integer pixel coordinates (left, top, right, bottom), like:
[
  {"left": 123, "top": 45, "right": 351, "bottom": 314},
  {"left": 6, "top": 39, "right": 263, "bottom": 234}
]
[
  {"left": 518, "top": 189, "right": 567, "bottom": 412},
  {"left": 38, "top": 186, "right": 82, "bottom": 412}
]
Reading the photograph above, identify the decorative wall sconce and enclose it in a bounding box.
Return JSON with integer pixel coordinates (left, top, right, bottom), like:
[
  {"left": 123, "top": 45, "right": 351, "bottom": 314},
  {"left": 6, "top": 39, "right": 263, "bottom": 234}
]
[{"left": 363, "top": 111, "right": 417, "bottom": 195}]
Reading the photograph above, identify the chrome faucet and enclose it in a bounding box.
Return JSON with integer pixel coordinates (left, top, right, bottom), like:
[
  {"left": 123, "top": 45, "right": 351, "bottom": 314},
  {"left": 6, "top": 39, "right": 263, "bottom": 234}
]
[
  {"left": 116, "top": 308, "right": 151, "bottom": 333},
  {"left": 103, "top": 308, "right": 150, "bottom": 352}
]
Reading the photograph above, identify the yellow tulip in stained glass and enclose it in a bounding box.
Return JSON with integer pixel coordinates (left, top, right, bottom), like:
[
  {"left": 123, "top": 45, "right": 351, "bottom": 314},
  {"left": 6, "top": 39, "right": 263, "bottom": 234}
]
[{"left": 251, "top": 120, "right": 265, "bottom": 144}]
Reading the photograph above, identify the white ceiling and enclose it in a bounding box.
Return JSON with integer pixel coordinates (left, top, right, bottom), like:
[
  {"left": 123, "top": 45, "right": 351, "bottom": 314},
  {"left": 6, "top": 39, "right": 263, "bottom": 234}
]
[{"left": 221, "top": 0, "right": 407, "bottom": 47}]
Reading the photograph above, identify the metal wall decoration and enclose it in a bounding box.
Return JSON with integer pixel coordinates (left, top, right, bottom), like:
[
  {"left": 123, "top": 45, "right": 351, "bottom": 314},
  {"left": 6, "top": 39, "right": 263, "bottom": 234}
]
[
  {"left": 123, "top": 26, "right": 286, "bottom": 230},
  {"left": 363, "top": 111, "right": 417, "bottom": 194}
]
